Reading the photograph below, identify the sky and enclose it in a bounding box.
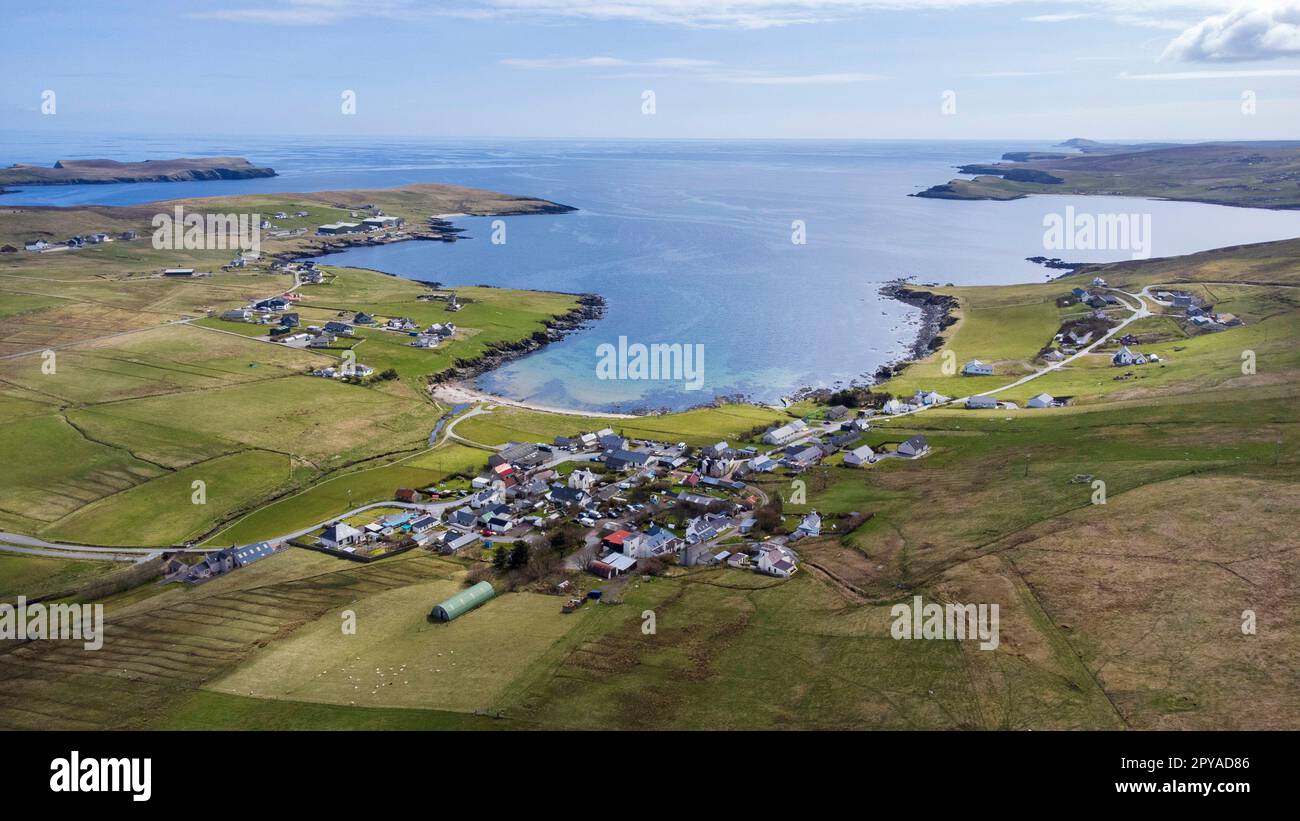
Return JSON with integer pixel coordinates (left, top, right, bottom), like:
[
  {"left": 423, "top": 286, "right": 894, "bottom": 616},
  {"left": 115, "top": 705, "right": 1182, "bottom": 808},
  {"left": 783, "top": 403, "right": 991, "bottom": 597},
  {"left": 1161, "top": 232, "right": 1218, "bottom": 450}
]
[{"left": 3, "top": 0, "right": 1300, "bottom": 140}]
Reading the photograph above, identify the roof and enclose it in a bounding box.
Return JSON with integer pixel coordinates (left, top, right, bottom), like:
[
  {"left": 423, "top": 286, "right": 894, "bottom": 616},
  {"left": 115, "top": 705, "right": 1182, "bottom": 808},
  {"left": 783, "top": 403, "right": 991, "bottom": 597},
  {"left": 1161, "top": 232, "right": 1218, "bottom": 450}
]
[
  {"left": 604, "top": 530, "right": 633, "bottom": 545},
  {"left": 322, "top": 522, "right": 361, "bottom": 542},
  {"left": 603, "top": 552, "right": 636, "bottom": 572}
]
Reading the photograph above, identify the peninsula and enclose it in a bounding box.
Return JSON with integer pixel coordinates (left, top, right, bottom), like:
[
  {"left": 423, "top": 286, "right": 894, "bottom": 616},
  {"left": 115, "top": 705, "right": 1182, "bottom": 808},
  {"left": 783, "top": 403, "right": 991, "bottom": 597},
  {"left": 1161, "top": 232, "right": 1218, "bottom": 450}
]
[
  {"left": 917, "top": 139, "right": 1300, "bottom": 209},
  {"left": 0, "top": 156, "right": 277, "bottom": 188}
]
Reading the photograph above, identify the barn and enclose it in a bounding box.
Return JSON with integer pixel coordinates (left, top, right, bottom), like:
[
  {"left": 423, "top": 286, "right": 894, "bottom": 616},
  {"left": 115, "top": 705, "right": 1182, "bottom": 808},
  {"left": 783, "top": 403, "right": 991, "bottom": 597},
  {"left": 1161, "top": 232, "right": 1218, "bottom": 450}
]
[{"left": 430, "top": 581, "right": 496, "bottom": 622}]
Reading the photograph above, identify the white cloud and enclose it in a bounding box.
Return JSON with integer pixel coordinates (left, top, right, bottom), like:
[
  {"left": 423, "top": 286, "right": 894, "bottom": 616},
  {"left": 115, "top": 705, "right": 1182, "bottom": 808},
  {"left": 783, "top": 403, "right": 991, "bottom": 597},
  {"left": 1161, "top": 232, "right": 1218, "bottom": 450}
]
[
  {"left": 500, "top": 56, "right": 882, "bottom": 84},
  {"left": 1163, "top": 2, "right": 1300, "bottom": 61},
  {"left": 711, "top": 71, "right": 886, "bottom": 84},
  {"left": 193, "top": 2, "right": 1244, "bottom": 31},
  {"left": 501, "top": 56, "right": 717, "bottom": 69},
  {"left": 1120, "top": 67, "right": 1300, "bottom": 78}
]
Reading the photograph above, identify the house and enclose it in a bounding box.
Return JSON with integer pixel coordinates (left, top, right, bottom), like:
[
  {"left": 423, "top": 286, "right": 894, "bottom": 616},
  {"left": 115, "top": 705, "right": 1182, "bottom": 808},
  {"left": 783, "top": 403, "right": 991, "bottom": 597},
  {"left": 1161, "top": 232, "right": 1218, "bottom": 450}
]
[
  {"left": 762, "top": 419, "right": 808, "bottom": 445},
  {"left": 1214, "top": 312, "right": 1241, "bottom": 327},
  {"left": 409, "top": 515, "right": 437, "bottom": 533},
  {"left": 440, "top": 532, "right": 480, "bottom": 554},
  {"left": 308, "top": 333, "right": 334, "bottom": 348},
  {"left": 255, "top": 297, "right": 290, "bottom": 311},
  {"left": 962, "top": 360, "right": 993, "bottom": 376},
  {"left": 24, "top": 240, "right": 50, "bottom": 252},
  {"left": 757, "top": 544, "right": 799, "bottom": 578},
  {"left": 447, "top": 508, "right": 478, "bottom": 529},
  {"left": 568, "top": 468, "right": 598, "bottom": 491},
  {"left": 897, "top": 435, "right": 930, "bottom": 459},
  {"left": 624, "top": 525, "right": 680, "bottom": 559},
  {"left": 603, "top": 530, "right": 634, "bottom": 551},
  {"left": 323, "top": 321, "right": 353, "bottom": 336},
  {"left": 747, "top": 455, "right": 779, "bottom": 473},
  {"left": 1092, "top": 276, "right": 1107, "bottom": 287},
  {"left": 965, "top": 395, "right": 998, "bottom": 410},
  {"left": 685, "top": 514, "right": 731, "bottom": 545},
  {"left": 1043, "top": 349, "right": 1065, "bottom": 362},
  {"left": 353, "top": 312, "right": 376, "bottom": 325},
  {"left": 782, "top": 444, "right": 823, "bottom": 470},
  {"left": 911, "top": 390, "right": 949, "bottom": 406},
  {"left": 795, "top": 511, "right": 821, "bottom": 539},
  {"left": 1066, "top": 329, "right": 1093, "bottom": 346},
  {"left": 844, "top": 445, "right": 875, "bottom": 466},
  {"left": 395, "top": 488, "right": 421, "bottom": 503},
  {"left": 603, "top": 449, "right": 651, "bottom": 472},
  {"left": 549, "top": 485, "right": 589, "bottom": 507},
  {"left": 1026, "top": 393, "right": 1056, "bottom": 409},
  {"left": 1112, "top": 346, "right": 1145, "bottom": 366},
  {"left": 320, "top": 522, "right": 363, "bottom": 548},
  {"left": 881, "top": 398, "right": 911, "bottom": 415},
  {"left": 725, "top": 551, "right": 751, "bottom": 568},
  {"left": 411, "top": 335, "right": 438, "bottom": 348},
  {"left": 824, "top": 405, "right": 849, "bottom": 421}
]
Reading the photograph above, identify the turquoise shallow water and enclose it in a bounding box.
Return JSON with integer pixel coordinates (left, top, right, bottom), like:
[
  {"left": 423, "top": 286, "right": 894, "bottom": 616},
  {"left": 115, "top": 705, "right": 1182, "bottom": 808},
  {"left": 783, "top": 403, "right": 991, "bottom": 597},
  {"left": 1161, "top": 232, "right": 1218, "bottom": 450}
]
[{"left": 6, "top": 134, "right": 1300, "bottom": 411}]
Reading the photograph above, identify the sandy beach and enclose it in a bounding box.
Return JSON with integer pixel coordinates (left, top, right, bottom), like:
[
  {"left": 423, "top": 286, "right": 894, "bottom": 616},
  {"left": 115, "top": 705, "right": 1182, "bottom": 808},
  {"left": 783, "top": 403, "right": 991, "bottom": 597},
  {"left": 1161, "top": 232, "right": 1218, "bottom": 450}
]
[{"left": 431, "top": 382, "right": 638, "bottom": 419}]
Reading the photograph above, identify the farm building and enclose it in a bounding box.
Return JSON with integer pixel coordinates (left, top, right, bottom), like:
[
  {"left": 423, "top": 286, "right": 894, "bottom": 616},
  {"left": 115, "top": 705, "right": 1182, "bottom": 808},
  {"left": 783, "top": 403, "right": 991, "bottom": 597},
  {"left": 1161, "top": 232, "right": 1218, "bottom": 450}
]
[{"left": 430, "top": 581, "right": 496, "bottom": 622}]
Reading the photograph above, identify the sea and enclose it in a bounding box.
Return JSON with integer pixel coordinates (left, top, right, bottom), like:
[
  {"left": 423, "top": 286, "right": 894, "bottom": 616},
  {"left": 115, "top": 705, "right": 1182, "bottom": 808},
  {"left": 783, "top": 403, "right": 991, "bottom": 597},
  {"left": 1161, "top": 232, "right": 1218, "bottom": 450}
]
[{"left": 5, "top": 133, "right": 1300, "bottom": 412}]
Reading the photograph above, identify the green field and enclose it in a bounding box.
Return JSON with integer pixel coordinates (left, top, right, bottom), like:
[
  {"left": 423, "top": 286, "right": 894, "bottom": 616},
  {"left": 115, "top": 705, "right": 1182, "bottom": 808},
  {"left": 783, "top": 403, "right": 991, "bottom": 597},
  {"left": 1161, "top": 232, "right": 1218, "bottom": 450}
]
[{"left": 1, "top": 185, "right": 1298, "bottom": 731}]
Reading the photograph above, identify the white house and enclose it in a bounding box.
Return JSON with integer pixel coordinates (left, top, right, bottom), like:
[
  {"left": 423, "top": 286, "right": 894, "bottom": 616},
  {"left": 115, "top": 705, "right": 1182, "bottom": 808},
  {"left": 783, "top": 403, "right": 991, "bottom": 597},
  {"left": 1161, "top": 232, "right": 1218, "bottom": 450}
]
[
  {"left": 1112, "top": 346, "right": 1147, "bottom": 366},
  {"left": 1027, "top": 393, "right": 1056, "bottom": 409},
  {"left": 962, "top": 360, "right": 993, "bottom": 376},
  {"left": 320, "top": 522, "right": 362, "bottom": 548},
  {"left": 1092, "top": 276, "right": 1107, "bottom": 287},
  {"left": 912, "top": 390, "right": 950, "bottom": 406},
  {"left": 757, "top": 544, "right": 799, "bottom": 578},
  {"left": 568, "top": 468, "right": 598, "bottom": 491},
  {"left": 844, "top": 445, "right": 875, "bottom": 466},
  {"left": 795, "top": 511, "right": 821, "bottom": 539},
  {"left": 762, "top": 419, "right": 808, "bottom": 445}
]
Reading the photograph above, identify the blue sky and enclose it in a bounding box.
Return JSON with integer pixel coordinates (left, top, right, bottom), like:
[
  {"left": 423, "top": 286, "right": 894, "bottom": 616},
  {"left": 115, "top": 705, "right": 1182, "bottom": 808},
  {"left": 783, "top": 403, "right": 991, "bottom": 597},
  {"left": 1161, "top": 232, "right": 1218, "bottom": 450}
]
[{"left": 4, "top": 1, "right": 1300, "bottom": 139}]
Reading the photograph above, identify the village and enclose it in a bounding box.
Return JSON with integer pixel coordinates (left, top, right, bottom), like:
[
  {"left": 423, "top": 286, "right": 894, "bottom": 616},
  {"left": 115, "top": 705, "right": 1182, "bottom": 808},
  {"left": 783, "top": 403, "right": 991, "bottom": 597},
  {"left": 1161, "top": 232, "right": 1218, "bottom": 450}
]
[{"left": 170, "top": 395, "right": 934, "bottom": 617}]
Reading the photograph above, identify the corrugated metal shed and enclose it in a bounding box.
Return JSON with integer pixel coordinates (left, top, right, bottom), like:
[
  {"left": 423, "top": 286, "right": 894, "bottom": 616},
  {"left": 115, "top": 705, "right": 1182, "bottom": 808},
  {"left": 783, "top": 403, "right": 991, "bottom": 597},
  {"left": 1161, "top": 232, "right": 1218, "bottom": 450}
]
[{"left": 431, "top": 581, "right": 496, "bottom": 622}]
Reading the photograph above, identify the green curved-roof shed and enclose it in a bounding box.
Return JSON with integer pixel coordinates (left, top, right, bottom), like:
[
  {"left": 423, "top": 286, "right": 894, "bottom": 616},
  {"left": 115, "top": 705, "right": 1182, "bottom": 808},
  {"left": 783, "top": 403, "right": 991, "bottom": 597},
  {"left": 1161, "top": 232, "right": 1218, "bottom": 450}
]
[{"left": 431, "top": 581, "right": 496, "bottom": 622}]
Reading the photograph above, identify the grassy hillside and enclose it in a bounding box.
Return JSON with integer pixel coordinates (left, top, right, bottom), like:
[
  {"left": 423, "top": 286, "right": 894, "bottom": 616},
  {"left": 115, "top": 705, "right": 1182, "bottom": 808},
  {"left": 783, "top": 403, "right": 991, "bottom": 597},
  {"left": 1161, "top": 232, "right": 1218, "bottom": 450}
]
[{"left": 918, "top": 141, "right": 1300, "bottom": 209}]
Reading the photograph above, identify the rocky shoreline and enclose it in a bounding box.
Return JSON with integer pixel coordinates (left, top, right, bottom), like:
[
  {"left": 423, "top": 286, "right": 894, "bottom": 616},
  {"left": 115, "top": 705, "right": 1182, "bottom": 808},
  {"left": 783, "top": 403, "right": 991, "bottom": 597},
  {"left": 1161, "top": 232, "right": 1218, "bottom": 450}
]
[
  {"left": 780, "top": 281, "right": 960, "bottom": 405},
  {"left": 427, "top": 293, "right": 606, "bottom": 387},
  {"left": 871, "top": 282, "right": 959, "bottom": 383}
]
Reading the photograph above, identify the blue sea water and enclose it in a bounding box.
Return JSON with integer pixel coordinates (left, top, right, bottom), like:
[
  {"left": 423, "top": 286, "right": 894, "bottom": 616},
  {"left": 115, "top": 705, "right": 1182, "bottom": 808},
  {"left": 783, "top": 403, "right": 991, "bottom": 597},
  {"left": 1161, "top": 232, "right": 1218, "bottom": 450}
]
[{"left": 5, "top": 133, "right": 1300, "bottom": 411}]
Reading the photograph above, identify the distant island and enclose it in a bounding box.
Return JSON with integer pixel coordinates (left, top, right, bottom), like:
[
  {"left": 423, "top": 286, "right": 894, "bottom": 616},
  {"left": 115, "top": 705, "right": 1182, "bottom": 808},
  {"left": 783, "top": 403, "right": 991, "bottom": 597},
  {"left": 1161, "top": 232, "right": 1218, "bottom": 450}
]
[
  {"left": 0, "top": 157, "right": 276, "bottom": 190},
  {"left": 916, "top": 139, "right": 1300, "bottom": 210}
]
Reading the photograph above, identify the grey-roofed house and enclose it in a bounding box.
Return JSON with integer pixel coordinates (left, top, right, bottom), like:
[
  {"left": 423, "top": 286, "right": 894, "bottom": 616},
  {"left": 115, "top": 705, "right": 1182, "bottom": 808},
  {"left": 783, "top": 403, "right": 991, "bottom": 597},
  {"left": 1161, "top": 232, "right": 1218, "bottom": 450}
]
[{"left": 897, "top": 435, "right": 930, "bottom": 459}]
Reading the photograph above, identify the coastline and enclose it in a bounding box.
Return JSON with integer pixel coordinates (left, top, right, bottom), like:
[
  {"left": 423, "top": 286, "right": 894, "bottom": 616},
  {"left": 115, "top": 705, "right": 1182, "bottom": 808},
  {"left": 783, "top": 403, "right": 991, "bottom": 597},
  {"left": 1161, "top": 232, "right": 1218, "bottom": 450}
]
[{"left": 872, "top": 281, "right": 960, "bottom": 385}]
